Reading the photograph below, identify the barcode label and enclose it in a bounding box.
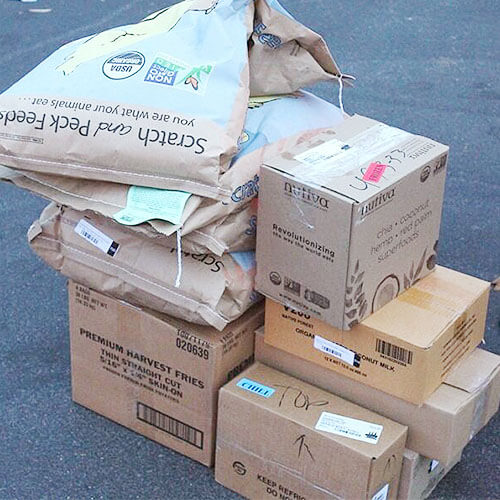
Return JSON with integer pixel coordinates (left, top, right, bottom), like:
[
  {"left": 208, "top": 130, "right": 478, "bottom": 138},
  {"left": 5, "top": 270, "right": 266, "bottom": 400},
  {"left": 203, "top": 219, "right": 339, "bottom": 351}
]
[
  {"left": 137, "top": 402, "right": 203, "bottom": 449},
  {"left": 74, "top": 219, "right": 119, "bottom": 257},
  {"left": 375, "top": 338, "right": 413, "bottom": 365},
  {"left": 314, "top": 335, "right": 360, "bottom": 367},
  {"left": 315, "top": 412, "right": 383, "bottom": 444},
  {"left": 429, "top": 460, "right": 440, "bottom": 473}
]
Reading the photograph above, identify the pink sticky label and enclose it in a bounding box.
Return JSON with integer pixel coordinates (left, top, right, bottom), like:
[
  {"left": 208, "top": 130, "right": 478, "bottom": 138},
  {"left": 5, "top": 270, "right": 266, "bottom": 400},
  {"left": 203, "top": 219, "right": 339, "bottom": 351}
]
[{"left": 363, "top": 163, "right": 388, "bottom": 183}]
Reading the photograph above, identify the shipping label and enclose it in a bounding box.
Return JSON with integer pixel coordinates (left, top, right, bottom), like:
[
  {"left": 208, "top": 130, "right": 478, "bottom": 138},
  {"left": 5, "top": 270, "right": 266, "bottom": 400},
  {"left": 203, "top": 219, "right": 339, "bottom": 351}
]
[
  {"left": 315, "top": 412, "right": 383, "bottom": 444},
  {"left": 74, "top": 219, "right": 119, "bottom": 256},
  {"left": 313, "top": 335, "right": 358, "bottom": 367}
]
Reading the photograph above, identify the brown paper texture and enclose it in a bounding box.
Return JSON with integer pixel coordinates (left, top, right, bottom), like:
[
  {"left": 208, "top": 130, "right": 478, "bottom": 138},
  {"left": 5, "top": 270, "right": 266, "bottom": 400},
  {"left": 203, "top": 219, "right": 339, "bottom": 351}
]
[{"left": 29, "top": 203, "right": 261, "bottom": 330}]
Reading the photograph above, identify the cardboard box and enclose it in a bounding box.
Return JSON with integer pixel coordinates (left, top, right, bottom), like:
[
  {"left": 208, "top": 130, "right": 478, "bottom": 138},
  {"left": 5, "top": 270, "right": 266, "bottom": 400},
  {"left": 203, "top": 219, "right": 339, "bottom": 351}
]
[
  {"left": 264, "top": 266, "right": 490, "bottom": 404},
  {"left": 68, "top": 281, "right": 264, "bottom": 467},
  {"left": 397, "top": 449, "right": 461, "bottom": 500},
  {"left": 255, "top": 327, "right": 500, "bottom": 463},
  {"left": 256, "top": 114, "right": 448, "bottom": 329},
  {"left": 215, "top": 362, "right": 407, "bottom": 500}
]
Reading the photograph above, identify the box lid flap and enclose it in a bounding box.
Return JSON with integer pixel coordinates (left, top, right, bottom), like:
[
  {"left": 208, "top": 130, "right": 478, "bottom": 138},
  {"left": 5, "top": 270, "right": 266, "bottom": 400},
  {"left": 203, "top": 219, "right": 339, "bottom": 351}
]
[
  {"left": 223, "top": 362, "right": 407, "bottom": 459},
  {"left": 444, "top": 348, "right": 500, "bottom": 393},
  {"left": 263, "top": 114, "right": 448, "bottom": 204},
  {"left": 362, "top": 266, "right": 490, "bottom": 348}
]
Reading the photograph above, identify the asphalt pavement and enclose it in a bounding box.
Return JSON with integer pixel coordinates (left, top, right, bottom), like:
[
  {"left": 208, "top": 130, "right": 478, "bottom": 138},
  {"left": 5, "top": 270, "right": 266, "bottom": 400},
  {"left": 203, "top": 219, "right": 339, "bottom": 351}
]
[{"left": 0, "top": 0, "right": 499, "bottom": 498}]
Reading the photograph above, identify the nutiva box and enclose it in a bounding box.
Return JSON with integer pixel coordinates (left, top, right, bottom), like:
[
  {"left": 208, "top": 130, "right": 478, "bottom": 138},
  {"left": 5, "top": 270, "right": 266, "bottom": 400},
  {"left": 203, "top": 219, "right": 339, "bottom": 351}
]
[{"left": 256, "top": 115, "right": 448, "bottom": 329}]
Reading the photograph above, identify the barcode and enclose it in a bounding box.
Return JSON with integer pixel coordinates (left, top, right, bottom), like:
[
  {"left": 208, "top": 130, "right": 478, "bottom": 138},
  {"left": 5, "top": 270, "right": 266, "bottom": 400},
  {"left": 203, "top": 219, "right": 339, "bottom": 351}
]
[
  {"left": 81, "top": 230, "right": 99, "bottom": 246},
  {"left": 74, "top": 218, "right": 119, "bottom": 256},
  {"left": 137, "top": 402, "right": 203, "bottom": 449},
  {"left": 375, "top": 339, "right": 413, "bottom": 365}
]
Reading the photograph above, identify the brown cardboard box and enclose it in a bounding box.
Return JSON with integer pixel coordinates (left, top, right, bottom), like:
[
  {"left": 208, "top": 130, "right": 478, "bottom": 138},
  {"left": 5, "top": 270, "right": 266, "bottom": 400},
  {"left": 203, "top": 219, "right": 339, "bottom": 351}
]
[
  {"left": 215, "top": 362, "right": 408, "bottom": 500},
  {"left": 264, "top": 266, "right": 490, "bottom": 404},
  {"left": 255, "top": 328, "right": 500, "bottom": 463},
  {"left": 68, "top": 281, "right": 264, "bottom": 467},
  {"left": 256, "top": 114, "right": 448, "bottom": 329},
  {"left": 397, "top": 449, "right": 461, "bottom": 500}
]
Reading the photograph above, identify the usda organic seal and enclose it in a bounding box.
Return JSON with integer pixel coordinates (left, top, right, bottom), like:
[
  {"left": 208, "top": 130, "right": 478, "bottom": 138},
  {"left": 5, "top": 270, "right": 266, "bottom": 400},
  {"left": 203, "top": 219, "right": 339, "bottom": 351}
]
[{"left": 102, "top": 51, "right": 145, "bottom": 80}]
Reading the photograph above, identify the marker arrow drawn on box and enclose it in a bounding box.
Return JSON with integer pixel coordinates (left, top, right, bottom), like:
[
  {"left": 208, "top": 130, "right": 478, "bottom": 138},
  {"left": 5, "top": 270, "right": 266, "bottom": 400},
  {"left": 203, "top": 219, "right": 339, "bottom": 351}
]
[{"left": 293, "top": 434, "right": 315, "bottom": 461}]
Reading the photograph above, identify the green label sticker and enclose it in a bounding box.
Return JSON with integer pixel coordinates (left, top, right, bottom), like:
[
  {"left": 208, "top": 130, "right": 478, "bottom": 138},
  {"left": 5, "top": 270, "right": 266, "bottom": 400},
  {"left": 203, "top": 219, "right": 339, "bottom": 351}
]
[{"left": 113, "top": 186, "right": 191, "bottom": 226}]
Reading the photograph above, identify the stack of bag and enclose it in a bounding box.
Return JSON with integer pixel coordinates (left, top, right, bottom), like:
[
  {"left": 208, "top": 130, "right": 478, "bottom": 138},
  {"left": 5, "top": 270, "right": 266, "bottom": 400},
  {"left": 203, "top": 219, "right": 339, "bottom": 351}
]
[
  {"left": 3, "top": 1, "right": 498, "bottom": 499},
  {"left": 0, "top": 0, "right": 349, "bottom": 330}
]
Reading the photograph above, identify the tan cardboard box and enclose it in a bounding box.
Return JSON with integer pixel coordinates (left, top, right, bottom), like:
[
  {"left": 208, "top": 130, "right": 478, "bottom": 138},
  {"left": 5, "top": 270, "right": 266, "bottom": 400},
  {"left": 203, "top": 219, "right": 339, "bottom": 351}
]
[
  {"left": 256, "top": 114, "right": 448, "bottom": 330},
  {"left": 397, "top": 449, "right": 461, "bottom": 500},
  {"left": 68, "top": 281, "right": 264, "bottom": 467},
  {"left": 255, "top": 327, "right": 500, "bottom": 463},
  {"left": 215, "top": 362, "right": 407, "bottom": 500},
  {"left": 264, "top": 266, "right": 490, "bottom": 404}
]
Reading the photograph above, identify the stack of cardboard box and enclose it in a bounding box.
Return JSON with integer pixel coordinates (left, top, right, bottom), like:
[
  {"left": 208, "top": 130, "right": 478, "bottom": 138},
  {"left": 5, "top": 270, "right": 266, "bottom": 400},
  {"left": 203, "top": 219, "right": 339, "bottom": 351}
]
[
  {"left": 214, "top": 115, "right": 499, "bottom": 499},
  {"left": 65, "top": 112, "right": 498, "bottom": 499}
]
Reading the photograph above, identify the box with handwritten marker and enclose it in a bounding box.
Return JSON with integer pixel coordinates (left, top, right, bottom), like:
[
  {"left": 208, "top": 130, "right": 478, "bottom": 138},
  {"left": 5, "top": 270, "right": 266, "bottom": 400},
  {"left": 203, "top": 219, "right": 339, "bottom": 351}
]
[
  {"left": 215, "top": 362, "right": 407, "bottom": 500},
  {"left": 256, "top": 114, "right": 448, "bottom": 329}
]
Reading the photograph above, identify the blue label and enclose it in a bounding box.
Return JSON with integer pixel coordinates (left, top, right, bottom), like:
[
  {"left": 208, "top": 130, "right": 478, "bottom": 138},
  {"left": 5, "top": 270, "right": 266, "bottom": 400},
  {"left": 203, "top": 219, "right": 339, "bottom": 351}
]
[
  {"left": 236, "top": 378, "right": 275, "bottom": 398},
  {"left": 230, "top": 251, "right": 256, "bottom": 272}
]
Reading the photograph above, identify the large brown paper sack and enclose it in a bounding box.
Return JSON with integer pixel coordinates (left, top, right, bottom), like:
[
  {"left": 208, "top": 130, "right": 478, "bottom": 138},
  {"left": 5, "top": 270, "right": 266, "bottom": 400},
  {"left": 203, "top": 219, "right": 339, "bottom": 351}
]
[
  {"left": 1, "top": 165, "right": 256, "bottom": 255},
  {"left": 250, "top": 0, "right": 352, "bottom": 94},
  {"left": 2, "top": 90, "right": 344, "bottom": 238},
  {"left": 0, "top": 0, "right": 350, "bottom": 199},
  {"left": 181, "top": 200, "right": 257, "bottom": 254},
  {"left": 142, "top": 200, "right": 257, "bottom": 254},
  {"left": 0, "top": 0, "right": 255, "bottom": 199},
  {"left": 28, "top": 204, "right": 261, "bottom": 330}
]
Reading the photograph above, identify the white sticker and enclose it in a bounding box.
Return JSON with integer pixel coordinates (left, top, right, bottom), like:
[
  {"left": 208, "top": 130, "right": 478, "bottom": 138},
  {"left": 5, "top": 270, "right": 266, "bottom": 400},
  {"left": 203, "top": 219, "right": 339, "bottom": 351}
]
[
  {"left": 429, "top": 459, "right": 440, "bottom": 473},
  {"left": 294, "top": 123, "right": 412, "bottom": 178},
  {"left": 314, "top": 335, "right": 356, "bottom": 366},
  {"left": 372, "top": 483, "right": 389, "bottom": 500},
  {"left": 315, "top": 412, "right": 383, "bottom": 444},
  {"left": 74, "top": 219, "right": 119, "bottom": 257},
  {"left": 294, "top": 137, "right": 349, "bottom": 166}
]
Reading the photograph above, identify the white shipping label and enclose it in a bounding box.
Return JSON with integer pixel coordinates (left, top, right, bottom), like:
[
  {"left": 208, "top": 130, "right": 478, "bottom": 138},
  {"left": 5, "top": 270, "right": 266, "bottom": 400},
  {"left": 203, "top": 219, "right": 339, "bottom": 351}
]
[
  {"left": 294, "top": 137, "right": 349, "bottom": 166},
  {"left": 429, "top": 459, "right": 440, "bottom": 472},
  {"left": 294, "top": 123, "right": 412, "bottom": 178},
  {"left": 74, "top": 219, "right": 119, "bottom": 257},
  {"left": 314, "top": 335, "right": 356, "bottom": 366},
  {"left": 372, "top": 483, "right": 389, "bottom": 500},
  {"left": 315, "top": 412, "right": 383, "bottom": 444}
]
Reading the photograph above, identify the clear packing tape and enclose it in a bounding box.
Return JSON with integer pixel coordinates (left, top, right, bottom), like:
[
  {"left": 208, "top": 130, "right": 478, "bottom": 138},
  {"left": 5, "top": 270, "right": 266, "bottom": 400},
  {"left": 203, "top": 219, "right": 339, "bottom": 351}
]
[{"left": 290, "top": 122, "right": 414, "bottom": 187}]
